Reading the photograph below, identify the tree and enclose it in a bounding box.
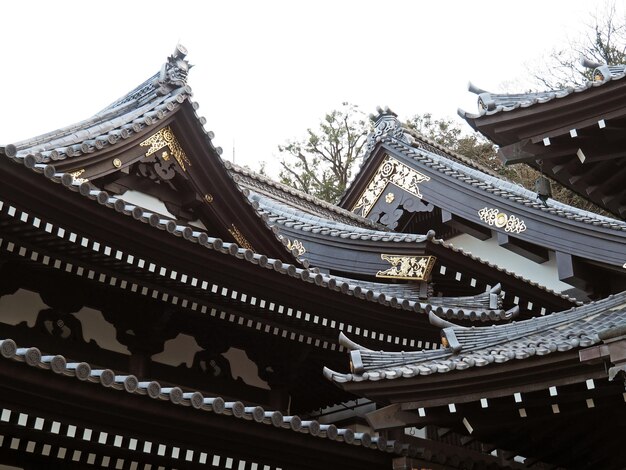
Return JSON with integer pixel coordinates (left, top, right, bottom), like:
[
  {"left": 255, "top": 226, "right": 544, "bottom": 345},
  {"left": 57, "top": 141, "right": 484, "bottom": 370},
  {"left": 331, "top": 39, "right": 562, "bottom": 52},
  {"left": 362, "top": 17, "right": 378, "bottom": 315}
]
[
  {"left": 406, "top": 113, "right": 497, "bottom": 171},
  {"left": 529, "top": 2, "right": 626, "bottom": 89},
  {"left": 278, "top": 103, "right": 369, "bottom": 204},
  {"left": 278, "top": 107, "right": 606, "bottom": 214}
]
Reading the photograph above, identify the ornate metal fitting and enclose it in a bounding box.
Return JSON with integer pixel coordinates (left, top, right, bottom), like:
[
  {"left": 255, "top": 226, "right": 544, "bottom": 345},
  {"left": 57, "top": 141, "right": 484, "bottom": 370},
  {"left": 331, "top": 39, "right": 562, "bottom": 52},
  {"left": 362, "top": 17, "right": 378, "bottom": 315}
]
[
  {"left": 69, "top": 168, "right": 88, "bottom": 184},
  {"left": 112, "top": 158, "right": 122, "bottom": 168},
  {"left": 140, "top": 126, "right": 191, "bottom": 172},
  {"left": 376, "top": 254, "right": 436, "bottom": 281},
  {"left": 385, "top": 192, "right": 395, "bottom": 203},
  {"left": 478, "top": 207, "right": 526, "bottom": 234},
  {"left": 352, "top": 155, "right": 430, "bottom": 217},
  {"left": 228, "top": 224, "right": 254, "bottom": 251},
  {"left": 286, "top": 238, "right": 306, "bottom": 256},
  {"left": 204, "top": 193, "right": 214, "bottom": 204}
]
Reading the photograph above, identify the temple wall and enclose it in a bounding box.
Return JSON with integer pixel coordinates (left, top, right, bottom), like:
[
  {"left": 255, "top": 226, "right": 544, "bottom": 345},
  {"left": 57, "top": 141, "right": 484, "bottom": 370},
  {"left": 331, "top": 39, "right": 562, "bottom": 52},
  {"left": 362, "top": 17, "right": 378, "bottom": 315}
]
[{"left": 447, "top": 233, "right": 572, "bottom": 293}]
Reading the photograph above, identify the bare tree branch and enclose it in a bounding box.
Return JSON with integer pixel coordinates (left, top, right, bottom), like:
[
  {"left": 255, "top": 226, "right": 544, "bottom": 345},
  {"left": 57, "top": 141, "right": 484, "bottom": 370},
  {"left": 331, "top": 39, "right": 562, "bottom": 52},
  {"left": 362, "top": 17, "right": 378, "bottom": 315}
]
[{"left": 528, "top": 1, "right": 626, "bottom": 89}]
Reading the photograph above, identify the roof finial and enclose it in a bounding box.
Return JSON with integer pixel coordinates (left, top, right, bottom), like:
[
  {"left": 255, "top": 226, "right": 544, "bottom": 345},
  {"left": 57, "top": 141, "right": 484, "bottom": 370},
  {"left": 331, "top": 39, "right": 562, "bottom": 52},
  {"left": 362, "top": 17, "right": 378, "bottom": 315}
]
[
  {"left": 580, "top": 56, "right": 603, "bottom": 69},
  {"left": 363, "top": 106, "right": 410, "bottom": 156},
  {"left": 156, "top": 44, "right": 192, "bottom": 95}
]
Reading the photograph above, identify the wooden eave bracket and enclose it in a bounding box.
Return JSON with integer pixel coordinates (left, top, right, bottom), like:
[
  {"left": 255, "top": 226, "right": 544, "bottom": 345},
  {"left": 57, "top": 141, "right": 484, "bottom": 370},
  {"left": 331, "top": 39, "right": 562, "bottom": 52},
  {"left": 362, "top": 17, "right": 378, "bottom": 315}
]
[
  {"left": 578, "top": 344, "right": 610, "bottom": 365},
  {"left": 597, "top": 329, "right": 626, "bottom": 382},
  {"left": 365, "top": 403, "right": 422, "bottom": 430}
]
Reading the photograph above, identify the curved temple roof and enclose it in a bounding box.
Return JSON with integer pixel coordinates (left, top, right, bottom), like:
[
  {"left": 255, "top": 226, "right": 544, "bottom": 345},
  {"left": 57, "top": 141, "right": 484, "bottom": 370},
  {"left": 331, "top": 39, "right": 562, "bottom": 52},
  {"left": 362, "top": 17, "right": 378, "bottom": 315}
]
[
  {"left": 229, "top": 157, "right": 580, "bottom": 311},
  {"left": 1, "top": 45, "right": 297, "bottom": 263},
  {"left": 458, "top": 59, "right": 626, "bottom": 220},
  {"left": 360, "top": 110, "right": 626, "bottom": 231},
  {"left": 340, "top": 109, "right": 626, "bottom": 299},
  {"left": 0, "top": 336, "right": 408, "bottom": 460},
  {"left": 459, "top": 60, "right": 626, "bottom": 119},
  {"left": 324, "top": 291, "right": 626, "bottom": 384}
]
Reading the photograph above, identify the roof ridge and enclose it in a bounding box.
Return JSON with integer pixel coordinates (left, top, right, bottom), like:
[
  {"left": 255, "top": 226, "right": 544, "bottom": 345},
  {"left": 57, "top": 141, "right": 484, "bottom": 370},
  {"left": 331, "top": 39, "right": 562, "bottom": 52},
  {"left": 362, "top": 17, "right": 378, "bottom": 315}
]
[
  {"left": 459, "top": 68, "right": 626, "bottom": 119},
  {"left": 229, "top": 162, "right": 386, "bottom": 230},
  {"left": 99, "top": 44, "right": 192, "bottom": 112},
  {"left": 0, "top": 337, "right": 400, "bottom": 453},
  {"left": 253, "top": 192, "right": 425, "bottom": 242},
  {"left": 387, "top": 136, "right": 626, "bottom": 230},
  {"left": 443, "top": 292, "right": 626, "bottom": 353},
  {"left": 326, "top": 291, "right": 626, "bottom": 383}
]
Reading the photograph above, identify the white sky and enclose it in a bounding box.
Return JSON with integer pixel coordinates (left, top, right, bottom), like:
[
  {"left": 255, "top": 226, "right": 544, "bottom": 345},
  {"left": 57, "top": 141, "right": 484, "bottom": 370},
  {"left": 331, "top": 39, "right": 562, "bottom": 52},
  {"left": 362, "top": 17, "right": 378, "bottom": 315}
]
[{"left": 0, "top": 0, "right": 617, "bottom": 175}]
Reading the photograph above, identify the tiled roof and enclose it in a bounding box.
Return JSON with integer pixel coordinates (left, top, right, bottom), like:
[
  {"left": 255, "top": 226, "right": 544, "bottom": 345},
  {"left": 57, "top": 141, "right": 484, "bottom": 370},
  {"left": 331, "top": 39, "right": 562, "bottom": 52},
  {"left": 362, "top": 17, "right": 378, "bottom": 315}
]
[
  {"left": 0, "top": 337, "right": 403, "bottom": 454},
  {"left": 241, "top": 173, "right": 579, "bottom": 306},
  {"left": 229, "top": 163, "right": 385, "bottom": 230},
  {"left": 247, "top": 188, "right": 576, "bottom": 311},
  {"left": 1, "top": 47, "right": 303, "bottom": 265},
  {"left": 325, "top": 279, "right": 517, "bottom": 322},
  {"left": 250, "top": 190, "right": 426, "bottom": 243},
  {"left": 0, "top": 171, "right": 450, "bottom": 317},
  {"left": 324, "top": 291, "right": 626, "bottom": 384},
  {"left": 354, "top": 109, "right": 626, "bottom": 234},
  {"left": 382, "top": 133, "right": 626, "bottom": 231},
  {"left": 458, "top": 61, "right": 626, "bottom": 119},
  {"left": 7, "top": 47, "right": 194, "bottom": 162}
]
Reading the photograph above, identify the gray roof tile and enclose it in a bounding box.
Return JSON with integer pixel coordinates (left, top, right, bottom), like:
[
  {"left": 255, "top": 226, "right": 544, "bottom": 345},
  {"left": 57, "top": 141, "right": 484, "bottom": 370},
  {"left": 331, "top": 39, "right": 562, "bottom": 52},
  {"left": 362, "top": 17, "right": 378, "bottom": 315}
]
[
  {"left": 0, "top": 337, "right": 395, "bottom": 452},
  {"left": 383, "top": 136, "right": 626, "bottom": 231},
  {"left": 458, "top": 63, "right": 626, "bottom": 118},
  {"left": 325, "top": 291, "right": 626, "bottom": 383}
]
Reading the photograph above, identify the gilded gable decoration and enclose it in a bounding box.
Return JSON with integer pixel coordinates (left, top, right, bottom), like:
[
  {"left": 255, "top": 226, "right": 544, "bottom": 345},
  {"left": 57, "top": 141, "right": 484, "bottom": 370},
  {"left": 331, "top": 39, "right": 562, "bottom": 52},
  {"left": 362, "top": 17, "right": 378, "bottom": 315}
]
[
  {"left": 286, "top": 239, "right": 306, "bottom": 256},
  {"left": 140, "top": 126, "right": 191, "bottom": 172},
  {"left": 478, "top": 207, "right": 527, "bottom": 234},
  {"left": 352, "top": 155, "right": 430, "bottom": 217},
  {"left": 228, "top": 224, "right": 255, "bottom": 252},
  {"left": 69, "top": 169, "right": 88, "bottom": 184},
  {"left": 375, "top": 254, "right": 436, "bottom": 281}
]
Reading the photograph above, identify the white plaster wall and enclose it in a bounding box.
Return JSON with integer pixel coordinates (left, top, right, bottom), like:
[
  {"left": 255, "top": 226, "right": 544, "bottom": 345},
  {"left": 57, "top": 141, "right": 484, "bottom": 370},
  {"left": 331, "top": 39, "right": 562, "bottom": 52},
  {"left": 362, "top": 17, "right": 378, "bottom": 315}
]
[
  {"left": 152, "top": 334, "right": 203, "bottom": 367},
  {"left": 73, "top": 307, "right": 130, "bottom": 355},
  {"left": 121, "top": 190, "right": 177, "bottom": 218},
  {"left": 223, "top": 347, "right": 270, "bottom": 390},
  {"left": 153, "top": 337, "right": 270, "bottom": 389},
  {"left": 0, "top": 290, "right": 130, "bottom": 354},
  {"left": 446, "top": 233, "right": 572, "bottom": 293},
  {"left": 0, "top": 289, "right": 46, "bottom": 327},
  {"left": 121, "top": 189, "right": 206, "bottom": 229}
]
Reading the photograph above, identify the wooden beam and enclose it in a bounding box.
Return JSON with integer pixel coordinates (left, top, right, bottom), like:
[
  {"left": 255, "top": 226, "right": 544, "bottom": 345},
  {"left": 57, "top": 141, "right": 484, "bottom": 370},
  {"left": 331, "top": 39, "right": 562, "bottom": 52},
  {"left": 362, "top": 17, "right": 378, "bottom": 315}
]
[
  {"left": 441, "top": 210, "right": 491, "bottom": 241},
  {"left": 498, "top": 139, "right": 575, "bottom": 165},
  {"left": 575, "top": 144, "right": 626, "bottom": 164},
  {"left": 555, "top": 252, "right": 588, "bottom": 291},
  {"left": 365, "top": 404, "right": 426, "bottom": 430},
  {"left": 586, "top": 166, "right": 626, "bottom": 198},
  {"left": 496, "top": 232, "right": 549, "bottom": 264}
]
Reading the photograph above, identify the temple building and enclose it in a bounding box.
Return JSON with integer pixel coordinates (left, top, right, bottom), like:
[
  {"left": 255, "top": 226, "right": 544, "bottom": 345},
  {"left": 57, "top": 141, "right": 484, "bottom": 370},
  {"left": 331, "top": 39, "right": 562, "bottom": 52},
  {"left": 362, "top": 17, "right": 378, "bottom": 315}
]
[{"left": 0, "top": 46, "right": 625, "bottom": 469}]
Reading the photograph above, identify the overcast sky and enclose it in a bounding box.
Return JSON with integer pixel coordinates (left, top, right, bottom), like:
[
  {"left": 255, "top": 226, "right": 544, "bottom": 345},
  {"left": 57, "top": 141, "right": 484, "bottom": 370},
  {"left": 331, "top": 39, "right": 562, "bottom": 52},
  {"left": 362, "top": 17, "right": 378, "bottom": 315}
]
[{"left": 0, "top": 1, "right": 618, "bottom": 174}]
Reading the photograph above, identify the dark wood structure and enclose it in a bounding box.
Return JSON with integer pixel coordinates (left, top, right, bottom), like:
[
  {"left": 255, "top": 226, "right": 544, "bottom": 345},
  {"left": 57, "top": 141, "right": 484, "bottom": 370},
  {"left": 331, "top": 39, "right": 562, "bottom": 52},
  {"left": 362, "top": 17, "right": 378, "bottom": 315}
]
[
  {"left": 0, "top": 46, "right": 586, "bottom": 469},
  {"left": 326, "top": 293, "right": 626, "bottom": 469},
  {"left": 460, "top": 62, "right": 626, "bottom": 219},
  {"left": 325, "top": 62, "right": 626, "bottom": 470},
  {"left": 340, "top": 109, "right": 626, "bottom": 299},
  {"left": 2, "top": 46, "right": 624, "bottom": 469}
]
